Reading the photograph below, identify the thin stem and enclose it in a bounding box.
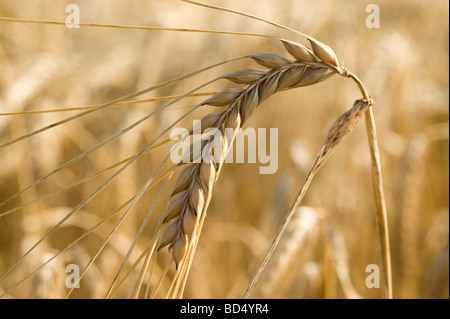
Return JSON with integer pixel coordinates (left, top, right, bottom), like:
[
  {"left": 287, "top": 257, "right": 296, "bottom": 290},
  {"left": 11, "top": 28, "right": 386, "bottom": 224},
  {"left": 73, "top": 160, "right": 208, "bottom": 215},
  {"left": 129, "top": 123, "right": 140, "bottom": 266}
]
[
  {"left": 0, "top": 17, "right": 276, "bottom": 39},
  {"left": 364, "top": 108, "right": 393, "bottom": 299},
  {"left": 182, "top": 0, "right": 309, "bottom": 40},
  {"left": 342, "top": 69, "right": 392, "bottom": 299},
  {"left": 0, "top": 92, "right": 217, "bottom": 116},
  {"left": 243, "top": 159, "right": 319, "bottom": 298}
]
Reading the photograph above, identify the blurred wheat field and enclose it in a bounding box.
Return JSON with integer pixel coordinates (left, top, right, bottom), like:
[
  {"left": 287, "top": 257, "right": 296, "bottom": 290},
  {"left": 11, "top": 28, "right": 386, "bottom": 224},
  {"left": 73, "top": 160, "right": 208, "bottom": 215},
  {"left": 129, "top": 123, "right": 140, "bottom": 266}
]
[{"left": 0, "top": 0, "right": 448, "bottom": 299}]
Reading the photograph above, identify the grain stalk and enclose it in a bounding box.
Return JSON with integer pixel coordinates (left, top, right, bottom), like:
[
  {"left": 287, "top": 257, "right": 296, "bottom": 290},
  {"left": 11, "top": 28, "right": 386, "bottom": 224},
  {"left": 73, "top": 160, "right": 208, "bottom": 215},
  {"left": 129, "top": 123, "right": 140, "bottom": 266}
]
[
  {"left": 154, "top": 40, "right": 390, "bottom": 299},
  {"left": 148, "top": 1, "right": 391, "bottom": 299},
  {"left": 0, "top": 1, "right": 391, "bottom": 299}
]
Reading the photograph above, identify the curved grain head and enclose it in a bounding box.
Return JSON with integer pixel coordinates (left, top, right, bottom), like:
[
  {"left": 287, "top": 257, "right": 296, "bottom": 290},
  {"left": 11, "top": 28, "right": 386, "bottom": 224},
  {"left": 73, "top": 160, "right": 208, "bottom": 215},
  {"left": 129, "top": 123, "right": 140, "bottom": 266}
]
[{"left": 0, "top": 0, "right": 403, "bottom": 300}]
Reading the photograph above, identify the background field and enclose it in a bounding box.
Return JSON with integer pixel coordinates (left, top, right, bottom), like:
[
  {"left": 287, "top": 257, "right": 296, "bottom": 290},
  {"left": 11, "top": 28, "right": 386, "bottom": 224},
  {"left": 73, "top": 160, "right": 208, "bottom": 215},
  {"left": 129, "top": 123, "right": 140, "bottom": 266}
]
[{"left": 0, "top": 0, "right": 448, "bottom": 298}]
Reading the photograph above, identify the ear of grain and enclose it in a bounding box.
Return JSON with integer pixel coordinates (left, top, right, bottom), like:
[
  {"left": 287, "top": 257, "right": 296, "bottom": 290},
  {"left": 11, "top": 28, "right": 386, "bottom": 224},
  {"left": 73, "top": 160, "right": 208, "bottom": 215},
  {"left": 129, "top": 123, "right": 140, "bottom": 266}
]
[
  {"left": 0, "top": 1, "right": 397, "bottom": 299},
  {"left": 156, "top": 39, "right": 343, "bottom": 279}
]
